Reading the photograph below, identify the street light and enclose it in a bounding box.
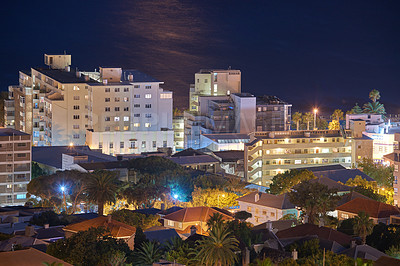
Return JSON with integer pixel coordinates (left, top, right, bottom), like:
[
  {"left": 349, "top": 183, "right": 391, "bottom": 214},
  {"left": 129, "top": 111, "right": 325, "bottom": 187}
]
[
  {"left": 313, "top": 108, "right": 318, "bottom": 130},
  {"left": 60, "top": 185, "right": 67, "bottom": 213}
]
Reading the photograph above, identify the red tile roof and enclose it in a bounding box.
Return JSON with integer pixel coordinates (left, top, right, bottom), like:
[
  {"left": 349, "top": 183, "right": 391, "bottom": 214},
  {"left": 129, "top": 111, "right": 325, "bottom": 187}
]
[
  {"left": 162, "top": 206, "right": 233, "bottom": 223},
  {"left": 64, "top": 215, "right": 136, "bottom": 238},
  {"left": 237, "top": 192, "right": 295, "bottom": 209},
  {"left": 336, "top": 198, "right": 400, "bottom": 218},
  {"left": 276, "top": 223, "right": 353, "bottom": 246},
  {"left": 0, "top": 248, "right": 72, "bottom": 266}
]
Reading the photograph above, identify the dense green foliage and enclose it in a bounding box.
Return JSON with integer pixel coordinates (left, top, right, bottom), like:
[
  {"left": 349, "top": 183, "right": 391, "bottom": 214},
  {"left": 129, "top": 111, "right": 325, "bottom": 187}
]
[
  {"left": 353, "top": 211, "right": 374, "bottom": 244},
  {"left": 269, "top": 169, "right": 316, "bottom": 195},
  {"left": 111, "top": 209, "right": 160, "bottom": 230},
  {"left": 47, "top": 227, "right": 132, "bottom": 265},
  {"left": 337, "top": 218, "right": 355, "bottom": 236},
  {"left": 367, "top": 223, "right": 400, "bottom": 252},
  {"left": 30, "top": 211, "right": 67, "bottom": 226},
  {"left": 31, "top": 162, "right": 47, "bottom": 179},
  {"left": 358, "top": 158, "right": 394, "bottom": 187},
  {"left": 288, "top": 181, "right": 340, "bottom": 224}
]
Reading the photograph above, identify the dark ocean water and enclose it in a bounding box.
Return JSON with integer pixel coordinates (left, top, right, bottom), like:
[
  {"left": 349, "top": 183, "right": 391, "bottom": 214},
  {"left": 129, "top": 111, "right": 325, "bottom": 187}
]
[{"left": 2, "top": 0, "right": 400, "bottom": 114}]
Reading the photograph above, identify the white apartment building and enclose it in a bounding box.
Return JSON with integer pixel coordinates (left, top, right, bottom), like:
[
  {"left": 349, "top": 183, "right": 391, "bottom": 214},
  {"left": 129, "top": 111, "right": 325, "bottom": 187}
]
[
  {"left": 189, "top": 69, "right": 241, "bottom": 112},
  {"left": 85, "top": 68, "right": 173, "bottom": 155}
]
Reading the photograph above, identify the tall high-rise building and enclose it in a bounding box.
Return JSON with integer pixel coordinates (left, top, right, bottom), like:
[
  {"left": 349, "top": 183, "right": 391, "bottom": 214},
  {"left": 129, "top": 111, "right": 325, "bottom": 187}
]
[
  {"left": 189, "top": 69, "right": 241, "bottom": 112},
  {"left": 0, "top": 129, "right": 31, "bottom": 206}
]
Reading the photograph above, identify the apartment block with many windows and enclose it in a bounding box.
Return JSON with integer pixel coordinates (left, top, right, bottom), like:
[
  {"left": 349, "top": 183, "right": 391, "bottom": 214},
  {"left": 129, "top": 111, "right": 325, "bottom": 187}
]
[
  {"left": 244, "top": 129, "right": 372, "bottom": 186},
  {"left": 0, "top": 129, "right": 31, "bottom": 206},
  {"left": 85, "top": 68, "right": 173, "bottom": 155}
]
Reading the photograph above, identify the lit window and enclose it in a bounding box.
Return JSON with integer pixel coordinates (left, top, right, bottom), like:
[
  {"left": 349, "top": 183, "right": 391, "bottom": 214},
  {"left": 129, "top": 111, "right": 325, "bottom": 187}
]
[
  {"left": 17, "top": 194, "right": 26, "bottom": 200},
  {"left": 124, "top": 116, "right": 129, "bottom": 121},
  {"left": 124, "top": 126, "right": 129, "bottom": 130},
  {"left": 123, "top": 97, "right": 129, "bottom": 102},
  {"left": 160, "top": 93, "right": 172, "bottom": 99},
  {"left": 145, "top": 94, "right": 152, "bottom": 99},
  {"left": 141, "top": 141, "right": 146, "bottom": 148},
  {"left": 73, "top": 86, "right": 80, "bottom": 90},
  {"left": 110, "top": 142, "right": 113, "bottom": 148},
  {"left": 114, "top": 117, "right": 120, "bottom": 121},
  {"left": 134, "top": 123, "right": 140, "bottom": 127},
  {"left": 145, "top": 123, "right": 151, "bottom": 127}
]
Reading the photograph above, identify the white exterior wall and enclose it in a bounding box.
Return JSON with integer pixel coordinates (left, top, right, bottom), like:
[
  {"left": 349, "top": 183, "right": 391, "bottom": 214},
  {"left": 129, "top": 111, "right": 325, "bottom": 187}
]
[
  {"left": 238, "top": 201, "right": 284, "bottom": 225},
  {"left": 363, "top": 132, "right": 397, "bottom": 162},
  {"left": 346, "top": 114, "right": 384, "bottom": 129},
  {"left": 86, "top": 130, "right": 174, "bottom": 155},
  {"left": 232, "top": 94, "right": 256, "bottom": 133}
]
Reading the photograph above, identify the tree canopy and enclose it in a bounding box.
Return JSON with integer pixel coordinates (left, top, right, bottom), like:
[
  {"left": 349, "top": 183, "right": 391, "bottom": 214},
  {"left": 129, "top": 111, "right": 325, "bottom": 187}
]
[{"left": 269, "top": 169, "right": 316, "bottom": 195}]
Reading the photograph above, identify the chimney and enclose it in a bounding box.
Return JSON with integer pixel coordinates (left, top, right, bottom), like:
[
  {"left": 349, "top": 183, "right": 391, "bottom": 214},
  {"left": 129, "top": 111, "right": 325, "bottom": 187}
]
[
  {"left": 25, "top": 225, "right": 35, "bottom": 237},
  {"left": 107, "top": 215, "right": 112, "bottom": 223},
  {"left": 190, "top": 225, "right": 196, "bottom": 236},
  {"left": 318, "top": 218, "right": 324, "bottom": 227},
  {"left": 76, "top": 71, "right": 81, "bottom": 78},
  {"left": 292, "top": 249, "right": 298, "bottom": 260},
  {"left": 84, "top": 75, "right": 90, "bottom": 81},
  {"left": 44, "top": 224, "right": 49, "bottom": 229},
  {"left": 65, "top": 66, "right": 70, "bottom": 72},
  {"left": 103, "top": 79, "right": 108, "bottom": 85},
  {"left": 351, "top": 240, "right": 356, "bottom": 248},
  {"left": 255, "top": 192, "right": 260, "bottom": 202},
  {"left": 128, "top": 74, "right": 133, "bottom": 82},
  {"left": 266, "top": 220, "right": 272, "bottom": 231}
]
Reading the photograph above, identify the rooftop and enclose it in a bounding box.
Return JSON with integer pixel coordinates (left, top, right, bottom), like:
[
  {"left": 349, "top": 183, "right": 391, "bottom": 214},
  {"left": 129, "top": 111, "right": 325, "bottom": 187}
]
[
  {"left": 168, "top": 154, "right": 219, "bottom": 166},
  {"left": 336, "top": 197, "right": 400, "bottom": 218},
  {"left": 0, "top": 248, "right": 72, "bottom": 266},
  {"left": 0, "top": 128, "right": 29, "bottom": 136},
  {"left": 32, "top": 145, "right": 116, "bottom": 169},
  {"left": 237, "top": 192, "right": 295, "bottom": 209},
  {"left": 256, "top": 95, "right": 290, "bottom": 105},
  {"left": 276, "top": 223, "right": 353, "bottom": 246},
  {"left": 213, "top": 150, "right": 244, "bottom": 162},
  {"left": 33, "top": 68, "right": 96, "bottom": 84},
  {"left": 162, "top": 206, "right": 233, "bottom": 223},
  {"left": 122, "top": 69, "right": 161, "bottom": 83},
  {"left": 78, "top": 160, "right": 131, "bottom": 171},
  {"left": 64, "top": 216, "right": 136, "bottom": 238}
]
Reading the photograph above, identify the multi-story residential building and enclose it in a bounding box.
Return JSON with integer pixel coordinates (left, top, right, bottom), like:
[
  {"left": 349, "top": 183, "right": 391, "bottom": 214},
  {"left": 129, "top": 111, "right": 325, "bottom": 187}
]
[
  {"left": 5, "top": 54, "right": 174, "bottom": 155},
  {"left": 173, "top": 115, "right": 184, "bottom": 151},
  {"left": 85, "top": 68, "right": 173, "bottom": 155},
  {"left": 256, "top": 96, "right": 292, "bottom": 131},
  {"left": 245, "top": 128, "right": 373, "bottom": 186},
  {"left": 0, "top": 129, "right": 31, "bottom": 206},
  {"left": 383, "top": 133, "right": 400, "bottom": 205},
  {"left": 189, "top": 69, "right": 241, "bottom": 112}
]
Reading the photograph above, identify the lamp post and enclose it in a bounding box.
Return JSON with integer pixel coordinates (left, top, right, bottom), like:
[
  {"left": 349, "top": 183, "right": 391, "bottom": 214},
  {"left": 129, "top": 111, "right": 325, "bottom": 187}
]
[
  {"left": 313, "top": 108, "right": 318, "bottom": 130},
  {"left": 61, "top": 186, "right": 67, "bottom": 213},
  {"left": 218, "top": 193, "right": 225, "bottom": 208}
]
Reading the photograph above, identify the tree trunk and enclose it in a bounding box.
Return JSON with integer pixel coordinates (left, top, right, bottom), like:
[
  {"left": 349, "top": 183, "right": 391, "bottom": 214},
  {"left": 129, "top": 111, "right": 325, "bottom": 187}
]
[
  {"left": 307, "top": 121, "right": 310, "bottom": 130},
  {"left": 297, "top": 121, "right": 300, "bottom": 131},
  {"left": 98, "top": 199, "right": 104, "bottom": 216}
]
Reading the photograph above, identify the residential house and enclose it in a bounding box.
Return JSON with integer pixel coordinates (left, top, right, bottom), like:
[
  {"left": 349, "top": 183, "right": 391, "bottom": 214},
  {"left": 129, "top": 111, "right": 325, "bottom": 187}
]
[
  {"left": 336, "top": 197, "right": 400, "bottom": 224},
  {"left": 236, "top": 192, "right": 298, "bottom": 225},
  {"left": 213, "top": 150, "right": 244, "bottom": 177},
  {"left": 162, "top": 206, "right": 233, "bottom": 235},
  {"left": 63, "top": 215, "right": 136, "bottom": 249},
  {"left": 0, "top": 248, "right": 72, "bottom": 266}
]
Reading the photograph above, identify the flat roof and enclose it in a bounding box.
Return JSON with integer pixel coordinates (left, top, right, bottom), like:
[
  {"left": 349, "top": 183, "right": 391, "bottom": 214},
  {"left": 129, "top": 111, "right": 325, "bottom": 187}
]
[
  {"left": 122, "top": 69, "right": 161, "bottom": 83},
  {"left": 33, "top": 68, "right": 96, "bottom": 84},
  {"left": 0, "top": 128, "right": 29, "bottom": 136},
  {"left": 256, "top": 95, "right": 290, "bottom": 105}
]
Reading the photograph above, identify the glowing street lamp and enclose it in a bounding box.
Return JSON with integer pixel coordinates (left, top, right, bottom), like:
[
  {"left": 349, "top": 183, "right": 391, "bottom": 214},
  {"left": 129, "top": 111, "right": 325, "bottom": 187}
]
[
  {"left": 60, "top": 185, "right": 67, "bottom": 212},
  {"left": 313, "top": 108, "right": 318, "bottom": 130},
  {"left": 173, "top": 194, "right": 179, "bottom": 200}
]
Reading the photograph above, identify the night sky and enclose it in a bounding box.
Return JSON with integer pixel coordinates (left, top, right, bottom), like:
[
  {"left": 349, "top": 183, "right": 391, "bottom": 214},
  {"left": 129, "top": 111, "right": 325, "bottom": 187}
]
[{"left": 2, "top": 0, "right": 400, "bottom": 114}]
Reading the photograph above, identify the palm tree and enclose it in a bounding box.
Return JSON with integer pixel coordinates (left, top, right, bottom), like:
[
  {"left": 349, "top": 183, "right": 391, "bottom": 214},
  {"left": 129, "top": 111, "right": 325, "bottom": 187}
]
[
  {"left": 196, "top": 223, "right": 239, "bottom": 266},
  {"left": 303, "top": 112, "right": 313, "bottom": 130},
  {"left": 135, "top": 241, "right": 162, "bottom": 265},
  {"left": 85, "top": 170, "right": 119, "bottom": 215},
  {"left": 369, "top": 89, "right": 380, "bottom": 103},
  {"left": 363, "top": 101, "right": 386, "bottom": 115},
  {"left": 206, "top": 212, "right": 225, "bottom": 230},
  {"left": 353, "top": 211, "right": 374, "bottom": 244},
  {"left": 331, "top": 109, "right": 344, "bottom": 121},
  {"left": 292, "top": 112, "right": 302, "bottom": 130}
]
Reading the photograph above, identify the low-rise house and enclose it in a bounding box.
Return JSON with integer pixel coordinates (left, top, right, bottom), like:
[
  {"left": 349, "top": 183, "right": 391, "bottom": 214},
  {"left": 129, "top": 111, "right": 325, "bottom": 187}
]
[
  {"left": 168, "top": 149, "right": 221, "bottom": 173},
  {"left": 63, "top": 215, "right": 136, "bottom": 249},
  {"left": 213, "top": 150, "right": 244, "bottom": 177},
  {"left": 0, "top": 248, "right": 72, "bottom": 266},
  {"left": 144, "top": 228, "right": 180, "bottom": 245},
  {"left": 336, "top": 197, "right": 400, "bottom": 224},
  {"left": 339, "top": 244, "right": 389, "bottom": 262},
  {"left": 276, "top": 223, "right": 353, "bottom": 247},
  {"left": 236, "top": 192, "right": 298, "bottom": 225},
  {"left": 162, "top": 206, "right": 233, "bottom": 235},
  {"left": 0, "top": 206, "right": 53, "bottom": 224},
  {"left": 298, "top": 164, "right": 375, "bottom": 183}
]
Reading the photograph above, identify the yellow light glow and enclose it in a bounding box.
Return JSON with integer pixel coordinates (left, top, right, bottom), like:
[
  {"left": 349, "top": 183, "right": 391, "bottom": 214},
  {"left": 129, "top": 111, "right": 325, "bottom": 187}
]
[
  {"left": 314, "top": 108, "right": 318, "bottom": 114},
  {"left": 69, "top": 142, "right": 74, "bottom": 147}
]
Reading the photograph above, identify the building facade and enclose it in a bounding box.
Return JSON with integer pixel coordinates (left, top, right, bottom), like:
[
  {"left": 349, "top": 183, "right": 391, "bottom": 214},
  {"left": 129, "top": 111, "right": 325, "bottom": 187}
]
[
  {"left": 245, "top": 129, "right": 372, "bottom": 186},
  {"left": 189, "top": 69, "right": 241, "bottom": 112},
  {"left": 0, "top": 129, "right": 31, "bottom": 206},
  {"left": 173, "top": 116, "right": 184, "bottom": 151},
  {"left": 256, "top": 96, "right": 292, "bottom": 131}
]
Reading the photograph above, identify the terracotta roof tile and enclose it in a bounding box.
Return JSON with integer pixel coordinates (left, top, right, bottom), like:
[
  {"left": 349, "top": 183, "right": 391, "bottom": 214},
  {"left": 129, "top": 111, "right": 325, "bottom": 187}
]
[
  {"left": 336, "top": 198, "right": 400, "bottom": 218},
  {"left": 162, "top": 207, "right": 233, "bottom": 223},
  {"left": 237, "top": 192, "right": 295, "bottom": 209},
  {"left": 63, "top": 216, "right": 136, "bottom": 238},
  {"left": 276, "top": 223, "right": 353, "bottom": 246}
]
